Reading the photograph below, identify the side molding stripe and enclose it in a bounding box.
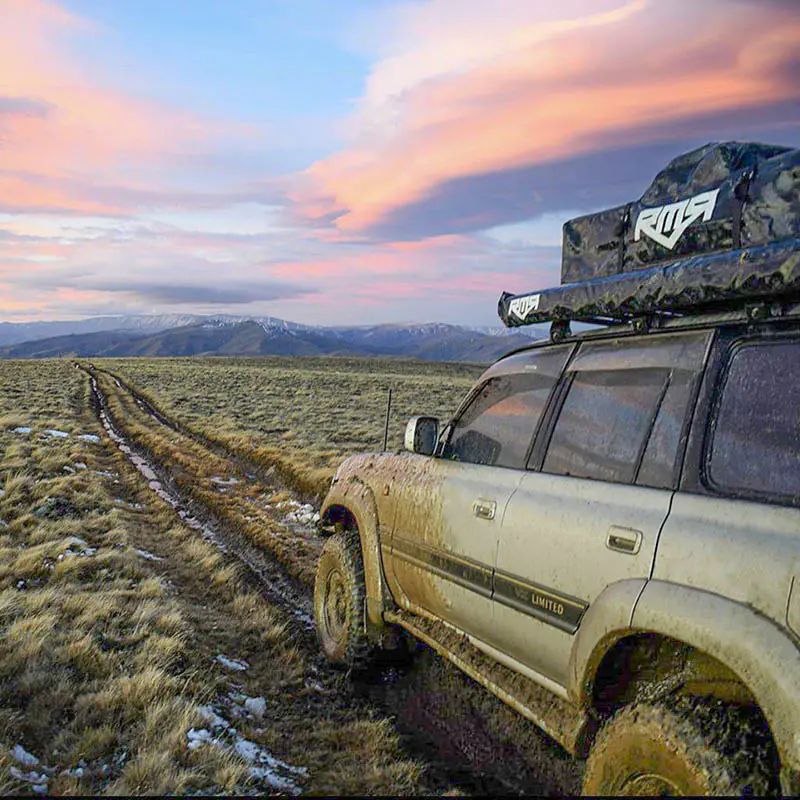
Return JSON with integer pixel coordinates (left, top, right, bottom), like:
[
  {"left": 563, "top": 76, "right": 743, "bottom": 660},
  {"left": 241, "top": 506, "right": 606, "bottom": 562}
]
[{"left": 390, "top": 536, "right": 588, "bottom": 632}]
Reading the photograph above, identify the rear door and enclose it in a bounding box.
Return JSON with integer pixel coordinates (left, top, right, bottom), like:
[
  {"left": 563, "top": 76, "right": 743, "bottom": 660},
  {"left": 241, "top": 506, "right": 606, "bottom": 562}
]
[
  {"left": 387, "top": 344, "right": 573, "bottom": 645},
  {"left": 493, "top": 330, "right": 711, "bottom": 686}
]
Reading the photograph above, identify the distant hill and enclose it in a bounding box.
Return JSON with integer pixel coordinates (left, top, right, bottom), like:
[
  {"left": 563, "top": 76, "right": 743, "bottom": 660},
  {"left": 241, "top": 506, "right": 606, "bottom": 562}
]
[
  {"left": 0, "top": 314, "right": 209, "bottom": 347},
  {"left": 0, "top": 317, "right": 540, "bottom": 363}
]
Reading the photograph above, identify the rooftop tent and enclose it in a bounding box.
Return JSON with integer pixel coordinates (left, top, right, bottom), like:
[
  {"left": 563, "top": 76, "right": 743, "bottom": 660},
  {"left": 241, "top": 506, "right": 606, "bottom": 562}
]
[{"left": 498, "top": 142, "right": 800, "bottom": 328}]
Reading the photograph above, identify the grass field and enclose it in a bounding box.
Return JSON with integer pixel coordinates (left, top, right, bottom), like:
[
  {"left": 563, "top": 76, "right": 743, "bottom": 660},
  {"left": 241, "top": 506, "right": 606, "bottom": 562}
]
[
  {"left": 101, "top": 356, "right": 482, "bottom": 499},
  {"left": 0, "top": 360, "right": 425, "bottom": 795}
]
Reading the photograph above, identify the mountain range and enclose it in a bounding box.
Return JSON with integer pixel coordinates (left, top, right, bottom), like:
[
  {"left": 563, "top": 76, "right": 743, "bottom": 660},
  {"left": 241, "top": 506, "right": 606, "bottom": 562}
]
[{"left": 0, "top": 314, "right": 542, "bottom": 363}]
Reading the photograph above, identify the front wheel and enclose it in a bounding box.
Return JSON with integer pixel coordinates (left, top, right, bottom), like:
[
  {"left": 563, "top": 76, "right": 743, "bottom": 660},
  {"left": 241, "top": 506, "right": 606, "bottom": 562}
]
[
  {"left": 314, "top": 530, "right": 373, "bottom": 668},
  {"left": 582, "top": 700, "right": 775, "bottom": 796}
]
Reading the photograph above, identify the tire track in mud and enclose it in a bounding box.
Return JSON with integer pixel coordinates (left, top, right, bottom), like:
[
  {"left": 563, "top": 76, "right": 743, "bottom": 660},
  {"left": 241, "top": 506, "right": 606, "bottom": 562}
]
[{"left": 81, "top": 363, "right": 581, "bottom": 796}]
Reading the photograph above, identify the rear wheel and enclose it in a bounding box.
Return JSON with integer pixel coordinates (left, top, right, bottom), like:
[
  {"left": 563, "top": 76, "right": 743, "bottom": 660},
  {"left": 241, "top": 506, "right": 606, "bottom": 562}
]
[
  {"left": 582, "top": 700, "right": 775, "bottom": 796},
  {"left": 314, "top": 530, "right": 372, "bottom": 668}
]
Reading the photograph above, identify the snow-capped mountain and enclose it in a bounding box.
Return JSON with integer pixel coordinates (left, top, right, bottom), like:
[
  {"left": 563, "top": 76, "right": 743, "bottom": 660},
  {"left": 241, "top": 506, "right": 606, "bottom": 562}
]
[{"left": 0, "top": 314, "right": 545, "bottom": 362}]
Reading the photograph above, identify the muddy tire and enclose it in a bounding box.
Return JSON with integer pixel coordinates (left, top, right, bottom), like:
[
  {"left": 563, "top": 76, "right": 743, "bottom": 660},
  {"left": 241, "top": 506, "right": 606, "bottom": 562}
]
[
  {"left": 582, "top": 700, "right": 775, "bottom": 796},
  {"left": 314, "top": 530, "right": 373, "bottom": 668}
]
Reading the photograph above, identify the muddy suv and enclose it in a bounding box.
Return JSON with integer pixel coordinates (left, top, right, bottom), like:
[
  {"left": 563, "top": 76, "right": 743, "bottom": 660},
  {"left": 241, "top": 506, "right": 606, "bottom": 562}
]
[{"left": 313, "top": 142, "right": 800, "bottom": 796}]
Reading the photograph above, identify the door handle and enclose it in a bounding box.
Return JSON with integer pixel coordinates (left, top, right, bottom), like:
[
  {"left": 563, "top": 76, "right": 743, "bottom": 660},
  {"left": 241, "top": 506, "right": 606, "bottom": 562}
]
[
  {"left": 473, "top": 499, "right": 497, "bottom": 520},
  {"left": 606, "top": 525, "right": 642, "bottom": 555}
]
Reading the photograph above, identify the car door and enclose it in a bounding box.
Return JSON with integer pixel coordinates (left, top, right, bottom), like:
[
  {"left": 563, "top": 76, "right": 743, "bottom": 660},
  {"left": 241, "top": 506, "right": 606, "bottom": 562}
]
[
  {"left": 493, "top": 330, "right": 712, "bottom": 687},
  {"left": 386, "top": 344, "right": 574, "bottom": 646}
]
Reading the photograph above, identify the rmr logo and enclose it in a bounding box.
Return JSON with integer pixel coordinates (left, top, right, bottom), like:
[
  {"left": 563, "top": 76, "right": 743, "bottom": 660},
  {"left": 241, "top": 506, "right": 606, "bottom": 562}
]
[{"left": 634, "top": 188, "right": 720, "bottom": 250}]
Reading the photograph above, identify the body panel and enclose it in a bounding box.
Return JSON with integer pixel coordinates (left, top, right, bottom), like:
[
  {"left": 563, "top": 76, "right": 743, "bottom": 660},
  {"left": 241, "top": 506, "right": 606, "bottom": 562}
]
[
  {"left": 496, "top": 476, "right": 672, "bottom": 685},
  {"left": 388, "top": 455, "right": 523, "bottom": 645},
  {"left": 653, "top": 492, "right": 800, "bottom": 627}
]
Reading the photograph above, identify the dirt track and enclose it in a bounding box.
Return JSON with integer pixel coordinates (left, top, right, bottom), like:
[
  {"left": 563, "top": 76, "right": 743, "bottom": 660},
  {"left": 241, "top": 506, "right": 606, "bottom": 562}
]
[{"left": 81, "top": 363, "right": 582, "bottom": 796}]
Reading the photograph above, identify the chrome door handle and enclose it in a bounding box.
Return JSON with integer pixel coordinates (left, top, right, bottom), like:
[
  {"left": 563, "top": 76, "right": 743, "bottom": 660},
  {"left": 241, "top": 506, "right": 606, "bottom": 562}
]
[
  {"left": 473, "top": 499, "right": 497, "bottom": 520},
  {"left": 606, "top": 526, "right": 642, "bottom": 555}
]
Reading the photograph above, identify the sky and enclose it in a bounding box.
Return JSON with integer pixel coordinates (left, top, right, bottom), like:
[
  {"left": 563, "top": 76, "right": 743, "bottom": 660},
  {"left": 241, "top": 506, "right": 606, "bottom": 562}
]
[{"left": 1, "top": 0, "right": 799, "bottom": 327}]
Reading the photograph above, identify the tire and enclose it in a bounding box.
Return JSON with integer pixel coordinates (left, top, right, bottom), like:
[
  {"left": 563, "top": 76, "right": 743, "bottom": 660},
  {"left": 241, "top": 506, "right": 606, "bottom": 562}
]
[
  {"left": 313, "top": 530, "right": 372, "bottom": 668},
  {"left": 582, "top": 700, "right": 775, "bottom": 796}
]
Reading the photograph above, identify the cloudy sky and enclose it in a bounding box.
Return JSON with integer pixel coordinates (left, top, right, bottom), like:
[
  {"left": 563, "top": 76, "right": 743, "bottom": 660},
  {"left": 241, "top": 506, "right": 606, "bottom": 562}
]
[{"left": 2, "top": 0, "right": 799, "bottom": 326}]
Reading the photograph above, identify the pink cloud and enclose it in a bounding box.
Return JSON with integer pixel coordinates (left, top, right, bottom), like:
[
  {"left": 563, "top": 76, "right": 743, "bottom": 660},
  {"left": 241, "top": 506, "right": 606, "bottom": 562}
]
[
  {"left": 297, "top": 0, "right": 800, "bottom": 234},
  {"left": 0, "top": 0, "right": 258, "bottom": 217}
]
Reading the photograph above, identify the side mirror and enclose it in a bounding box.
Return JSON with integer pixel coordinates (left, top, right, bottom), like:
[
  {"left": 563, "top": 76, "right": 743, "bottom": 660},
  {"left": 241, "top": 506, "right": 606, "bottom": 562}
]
[{"left": 404, "top": 416, "right": 439, "bottom": 456}]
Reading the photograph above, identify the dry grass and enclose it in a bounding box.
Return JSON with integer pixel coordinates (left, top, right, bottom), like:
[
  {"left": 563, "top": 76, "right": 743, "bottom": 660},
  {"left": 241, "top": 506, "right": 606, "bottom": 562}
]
[
  {"left": 0, "top": 360, "right": 426, "bottom": 795},
  {"left": 102, "top": 356, "right": 482, "bottom": 499}
]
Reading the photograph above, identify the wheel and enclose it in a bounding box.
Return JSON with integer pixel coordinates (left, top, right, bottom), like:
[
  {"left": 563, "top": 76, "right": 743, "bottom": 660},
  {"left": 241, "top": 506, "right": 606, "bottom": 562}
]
[
  {"left": 582, "top": 700, "right": 775, "bottom": 796},
  {"left": 314, "top": 530, "right": 372, "bottom": 668}
]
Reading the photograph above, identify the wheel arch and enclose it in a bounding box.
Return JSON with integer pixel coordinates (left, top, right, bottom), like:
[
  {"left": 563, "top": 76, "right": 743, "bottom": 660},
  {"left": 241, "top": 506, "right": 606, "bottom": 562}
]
[
  {"left": 570, "top": 579, "right": 800, "bottom": 774},
  {"left": 319, "top": 478, "right": 395, "bottom": 629}
]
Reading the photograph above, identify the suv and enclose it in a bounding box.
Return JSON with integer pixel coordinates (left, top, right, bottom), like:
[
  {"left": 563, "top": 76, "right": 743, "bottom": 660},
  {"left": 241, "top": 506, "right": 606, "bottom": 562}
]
[
  {"left": 313, "top": 308, "right": 800, "bottom": 796},
  {"left": 313, "top": 141, "right": 800, "bottom": 795}
]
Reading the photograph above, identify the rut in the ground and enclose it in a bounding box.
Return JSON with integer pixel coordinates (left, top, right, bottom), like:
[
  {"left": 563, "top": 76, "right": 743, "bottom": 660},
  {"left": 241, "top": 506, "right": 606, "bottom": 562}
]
[{"left": 85, "top": 364, "right": 583, "bottom": 796}]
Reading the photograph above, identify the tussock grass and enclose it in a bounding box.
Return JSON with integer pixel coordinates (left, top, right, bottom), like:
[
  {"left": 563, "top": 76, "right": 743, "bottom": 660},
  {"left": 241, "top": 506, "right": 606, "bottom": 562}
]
[
  {"left": 103, "top": 356, "right": 480, "bottom": 500},
  {"left": 0, "top": 360, "right": 429, "bottom": 795}
]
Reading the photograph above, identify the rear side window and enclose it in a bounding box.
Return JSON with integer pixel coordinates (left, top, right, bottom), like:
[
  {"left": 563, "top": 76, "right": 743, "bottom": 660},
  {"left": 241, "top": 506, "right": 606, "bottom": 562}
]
[
  {"left": 543, "top": 369, "right": 668, "bottom": 483},
  {"left": 708, "top": 339, "right": 800, "bottom": 504},
  {"left": 442, "top": 345, "right": 571, "bottom": 468},
  {"left": 540, "top": 331, "right": 709, "bottom": 486}
]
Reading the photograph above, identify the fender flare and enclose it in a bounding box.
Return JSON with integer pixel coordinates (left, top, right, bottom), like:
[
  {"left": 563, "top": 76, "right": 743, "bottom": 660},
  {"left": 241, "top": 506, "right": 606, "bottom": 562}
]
[
  {"left": 570, "top": 579, "right": 800, "bottom": 772},
  {"left": 319, "top": 476, "right": 394, "bottom": 629}
]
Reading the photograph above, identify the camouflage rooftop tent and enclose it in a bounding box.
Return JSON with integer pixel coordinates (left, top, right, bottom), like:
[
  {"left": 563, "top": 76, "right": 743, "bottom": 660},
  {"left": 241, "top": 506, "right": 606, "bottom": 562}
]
[{"left": 498, "top": 142, "right": 800, "bottom": 327}]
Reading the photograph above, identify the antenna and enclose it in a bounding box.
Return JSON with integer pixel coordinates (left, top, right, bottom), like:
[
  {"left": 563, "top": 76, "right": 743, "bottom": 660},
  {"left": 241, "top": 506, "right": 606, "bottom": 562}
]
[{"left": 382, "top": 388, "right": 392, "bottom": 451}]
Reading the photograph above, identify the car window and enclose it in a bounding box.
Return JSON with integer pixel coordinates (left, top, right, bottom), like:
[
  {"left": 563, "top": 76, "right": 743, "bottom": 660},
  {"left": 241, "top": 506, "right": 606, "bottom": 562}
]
[
  {"left": 543, "top": 368, "right": 669, "bottom": 483},
  {"left": 708, "top": 339, "right": 800, "bottom": 503},
  {"left": 441, "top": 345, "right": 571, "bottom": 468},
  {"left": 636, "top": 370, "right": 697, "bottom": 488}
]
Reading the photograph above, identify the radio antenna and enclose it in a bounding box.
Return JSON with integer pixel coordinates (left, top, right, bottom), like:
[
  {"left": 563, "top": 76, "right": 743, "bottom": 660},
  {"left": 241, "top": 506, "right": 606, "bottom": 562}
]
[{"left": 382, "top": 388, "right": 392, "bottom": 451}]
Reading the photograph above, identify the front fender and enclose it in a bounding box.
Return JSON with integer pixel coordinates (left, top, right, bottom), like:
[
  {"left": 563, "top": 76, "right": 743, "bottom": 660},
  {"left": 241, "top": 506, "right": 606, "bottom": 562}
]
[
  {"left": 319, "top": 475, "right": 394, "bottom": 628},
  {"left": 571, "top": 579, "right": 800, "bottom": 773}
]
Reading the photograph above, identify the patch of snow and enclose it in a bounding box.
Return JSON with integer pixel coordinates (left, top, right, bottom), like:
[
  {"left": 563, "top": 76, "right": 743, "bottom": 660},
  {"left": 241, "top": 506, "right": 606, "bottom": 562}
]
[
  {"left": 61, "top": 766, "right": 85, "bottom": 778},
  {"left": 57, "top": 538, "right": 96, "bottom": 560},
  {"left": 198, "top": 705, "right": 230, "bottom": 729},
  {"left": 93, "top": 470, "right": 115, "bottom": 479},
  {"left": 214, "top": 654, "right": 249, "bottom": 672},
  {"left": 13, "top": 426, "right": 31, "bottom": 434},
  {"left": 0, "top": 488, "right": 5, "bottom": 498},
  {"left": 44, "top": 429, "right": 69, "bottom": 438},
  {"left": 63, "top": 536, "right": 87, "bottom": 548},
  {"left": 235, "top": 738, "right": 307, "bottom": 793},
  {"left": 210, "top": 476, "right": 239, "bottom": 486},
  {"left": 78, "top": 433, "right": 100, "bottom": 443},
  {"left": 63, "top": 466, "right": 75, "bottom": 474},
  {"left": 12, "top": 745, "right": 39, "bottom": 767},
  {"left": 74, "top": 462, "right": 87, "bottom": 470},
  {"left": 186, "top": 728, "right": 214, "bottom": 750},
  {"left": 278, "top": 500, "right": 320, "bottom": 527},
  {"left": 134, "top": 548, "right": 163, "bottom": 562},
  {"left": 244, "top": 696, "right": 266, "bottom": 719},
  {"left": 9, "top": 766, "right": 47, "bottom": 792},
  {"left": 186, "top": 701, "right": 306, "bottom": 795}
]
